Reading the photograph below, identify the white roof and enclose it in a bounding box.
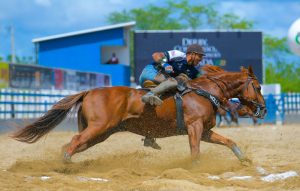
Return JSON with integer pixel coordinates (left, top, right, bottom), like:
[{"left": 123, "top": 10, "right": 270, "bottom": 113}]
[{"left": 32, "top": 21, "right": 136, "bottom": 43}]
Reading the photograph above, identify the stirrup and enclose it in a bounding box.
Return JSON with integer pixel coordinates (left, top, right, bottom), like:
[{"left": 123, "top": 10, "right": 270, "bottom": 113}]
[{"left": 141, "top": 92, "right": 163, "bottom": 106}]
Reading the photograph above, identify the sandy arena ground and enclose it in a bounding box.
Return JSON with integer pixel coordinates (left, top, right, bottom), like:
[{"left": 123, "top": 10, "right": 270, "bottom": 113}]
[{"left": 0, "top": 124, "right": 299, "bottom": 191}]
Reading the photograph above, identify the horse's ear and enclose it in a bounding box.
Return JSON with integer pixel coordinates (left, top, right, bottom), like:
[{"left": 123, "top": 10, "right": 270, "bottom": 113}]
[
  {"left": 240, "top": 66, "right": 247, "bottom": 73},
  {"left": 248, "top": 66, "right": 255, "bottom": 77}
]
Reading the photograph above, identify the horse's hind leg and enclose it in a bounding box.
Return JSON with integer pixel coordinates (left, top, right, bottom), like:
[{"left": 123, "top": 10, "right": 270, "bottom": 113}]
[
  {"left": 202, "top": 130, "right": 251, "bottom": 164},
  {"left": 61, "top": 105, "right": 87, "bottom": 156},
  {"left": 63, "top": 121, "right": 116, "bottom": 161},
  {"left": 77, "top": 105, "right": 87, "bottom": 132},
  {"left": 74, "top": 126, "right": 121, "bottom": 154}
]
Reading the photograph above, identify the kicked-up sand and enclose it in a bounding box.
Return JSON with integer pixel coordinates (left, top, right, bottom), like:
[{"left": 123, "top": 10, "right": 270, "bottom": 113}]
[{"left": 0, "top": 124, "right": 299, "bottom": 191}]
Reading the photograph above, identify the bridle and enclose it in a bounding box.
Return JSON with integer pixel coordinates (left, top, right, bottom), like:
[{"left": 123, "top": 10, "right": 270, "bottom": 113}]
[
  {"left": 237, "top": 77, "right": 266, "bottom": 118},
  {"left": 204, "top": 75, "right": 266, "bottom": 118}
]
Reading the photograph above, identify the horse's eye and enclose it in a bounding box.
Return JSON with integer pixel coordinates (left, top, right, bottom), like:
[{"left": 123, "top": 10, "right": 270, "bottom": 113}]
[{"left": 257, "top": 86, "right": 261, "bottom": 91}]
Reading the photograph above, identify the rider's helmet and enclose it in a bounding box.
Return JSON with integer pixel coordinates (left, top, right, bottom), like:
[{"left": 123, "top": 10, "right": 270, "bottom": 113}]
[{"left": 187, "top": 44, "right": 205, "bottom": 56}]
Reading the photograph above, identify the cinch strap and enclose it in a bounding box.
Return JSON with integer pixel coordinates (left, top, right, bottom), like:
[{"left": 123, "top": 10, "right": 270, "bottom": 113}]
[
  {"left": 194, "top": 89, "right": 221, "bottom": 109},
  {"left": 174, "top": 93, "right": 186, "bottom": 134}
]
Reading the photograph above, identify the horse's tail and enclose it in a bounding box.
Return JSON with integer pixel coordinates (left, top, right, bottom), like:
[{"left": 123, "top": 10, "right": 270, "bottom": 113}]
[{"left": 11, "top": 91, "right": 89, "bottom": 143}]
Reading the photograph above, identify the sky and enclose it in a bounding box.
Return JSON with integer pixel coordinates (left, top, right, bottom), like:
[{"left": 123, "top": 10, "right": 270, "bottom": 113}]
[{"left": 0, "top": 0, "right": 299, "bottom": 60}]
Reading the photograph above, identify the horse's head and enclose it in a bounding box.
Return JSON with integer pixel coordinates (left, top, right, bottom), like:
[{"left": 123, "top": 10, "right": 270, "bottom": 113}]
[{"left": 237, "top": 66, "right": 266, "bottom": 119}]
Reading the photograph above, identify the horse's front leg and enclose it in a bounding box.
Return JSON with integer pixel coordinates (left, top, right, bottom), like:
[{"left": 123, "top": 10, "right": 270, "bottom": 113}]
[
  {"left": 224, "top": 114, "right": 231, "bottom": 126},
  {"left": 216, "top": 114, "right": 221, "bottom": 127},
  {"left": 202, "top": 130, "right": 251, "bottom": 164},
  {"left": 187, "top": 120, "right": 204, "bottom": 161}
]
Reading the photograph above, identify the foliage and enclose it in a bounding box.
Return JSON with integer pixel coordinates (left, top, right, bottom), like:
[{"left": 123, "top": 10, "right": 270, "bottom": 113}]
[
  {"left": 108, "top": 4, "right": 183, "bottom": 30},
  {"left": 264, "top": 35, "right": 289, "bottom": 58},
  {"left": 214, "top": 13, "right": 254, "bottom": 29},
  {"left": 107, "top": 0, "right": 250, "bottom": 30},
  {"left": 167, "top": 0, "right": 207, "bottom": 29},
  {"left": 265, "top": 62, "right": 300, "bottom": 92},
  {"left": 6, "top": 54, "right": 34, "bottom": 64},
  {"left": 264, "top": 35, "right": 300, "bottom": 92}
]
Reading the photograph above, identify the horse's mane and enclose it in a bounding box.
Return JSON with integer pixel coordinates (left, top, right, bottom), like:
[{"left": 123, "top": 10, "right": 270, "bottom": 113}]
[
  {"left": 200, "top": 65, "right": 255, "bottom": 78},
  {"left": 201, "top": 64, "right": 225, "bottom": 75}
]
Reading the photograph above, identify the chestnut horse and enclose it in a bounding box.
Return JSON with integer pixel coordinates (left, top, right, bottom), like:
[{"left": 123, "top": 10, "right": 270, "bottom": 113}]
[{"left": 12, "top": 65, "right": 266, "bottom": 163}]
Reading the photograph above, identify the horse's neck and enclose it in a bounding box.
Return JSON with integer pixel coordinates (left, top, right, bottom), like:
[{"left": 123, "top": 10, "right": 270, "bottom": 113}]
[
  {"left": 217, "top": 73, "right": 247, "bottom": 98},
  {"left": 191, "top": 72, "right": 246, "bottom": 100}
]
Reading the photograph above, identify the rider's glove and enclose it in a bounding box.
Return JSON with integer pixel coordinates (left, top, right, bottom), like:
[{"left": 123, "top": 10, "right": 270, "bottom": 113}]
[
  {"left": 160, "top": 57, "right": 168, "bottom": 64},
  {"left": 163, "top": 63, "right": 174, "bottom": 73}
]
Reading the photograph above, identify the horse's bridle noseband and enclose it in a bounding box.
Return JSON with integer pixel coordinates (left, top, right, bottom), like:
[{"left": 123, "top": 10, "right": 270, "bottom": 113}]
[{"left": 238, "top": 77, "right": 266, "bottom": 118}]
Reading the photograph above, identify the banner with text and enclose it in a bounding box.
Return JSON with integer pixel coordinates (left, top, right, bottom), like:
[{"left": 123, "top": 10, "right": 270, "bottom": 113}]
[{"left": 134, "top": 31, "right": 262, "bottom": 83}]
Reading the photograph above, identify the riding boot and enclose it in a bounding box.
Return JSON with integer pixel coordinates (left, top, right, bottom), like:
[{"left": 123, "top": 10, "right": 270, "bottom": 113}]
[
  {"left": 143, "top": 137, "right": 161, "bottom": 150},
  {"left": 141, "top": 78, "right": 178, "bottom": 106}
]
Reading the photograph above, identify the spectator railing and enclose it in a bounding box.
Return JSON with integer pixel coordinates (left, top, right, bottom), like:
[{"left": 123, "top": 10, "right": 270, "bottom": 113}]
[{"left": 0, "top": 89, "right": 76, "bottom": 119}]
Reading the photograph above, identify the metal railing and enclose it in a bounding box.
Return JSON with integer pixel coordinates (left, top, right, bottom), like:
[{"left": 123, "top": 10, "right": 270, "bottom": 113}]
[
  {"left": 0, "top": 89, "right": 76, "bottom": 119},
  {"left": 263, "top": 93, "right": 300, "bottom": 124}
]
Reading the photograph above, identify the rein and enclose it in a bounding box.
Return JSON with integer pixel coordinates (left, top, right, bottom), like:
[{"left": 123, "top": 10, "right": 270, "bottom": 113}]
[
  {"left": 185, "top": 86, "right": 229, "bottom": 112},
  {"left": 206, "top": 76, "right": 230, "bottom": 100},
  {"left": 193, "top": 88, "right": 221, "bottom": 109},
  {"left": 189, "top": 75, "right": 231, "bottom": 111},
  {"left": 189, "top": 75, "right": 261, "bottom": 114}
]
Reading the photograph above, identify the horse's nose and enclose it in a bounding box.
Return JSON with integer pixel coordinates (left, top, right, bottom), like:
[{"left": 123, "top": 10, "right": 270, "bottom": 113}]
[{"left": 262, "top": 108, "right": 267, "bottom": 117}]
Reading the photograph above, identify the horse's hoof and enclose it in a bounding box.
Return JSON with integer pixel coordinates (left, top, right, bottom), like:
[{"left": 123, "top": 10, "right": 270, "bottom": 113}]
[
  {"left": 191, "top": 158, "right": 201, "bottom": 167},
  {"left": 240, "top": 158, "right": 252, "bottom": 166},
  {"left": 151, "top": 142, "right": 162, "bottom": 150},
  {"left": 63, "top": 152, "right": 72, "bottom": 163},
  {"left": 143, "top": 138, "right": 162, "bottom": 150}
]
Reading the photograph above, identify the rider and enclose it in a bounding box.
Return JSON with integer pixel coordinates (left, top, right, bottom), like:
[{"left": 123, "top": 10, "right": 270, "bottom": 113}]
[
  {"left": 139, "top": 44, "right": 205, "bottom": 149},
  {"left": 140, "top": 44, "right": 205, "bottom": 106}
]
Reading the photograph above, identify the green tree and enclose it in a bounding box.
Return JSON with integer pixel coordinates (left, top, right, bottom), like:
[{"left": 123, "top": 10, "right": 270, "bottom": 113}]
[
  {"left": 108, "top": 4, "right": 183, "bottom": 30},
  {"left": 264, "top": 35, "right": 300, "bottom": 92},
  {"left": 214, "top": 13, "right": 254, "bottom": 29},
  {"left": 107, "top": 2, "right": 185, "bottom": 75},
  {"left": 168, "top": 0, "right": 207, "bottom": 29},
  {"left": 6, "top": 54, "right": 21, "bottom": 63},
  {"left": 264, "top": 35, "right": 289, "bottom": 59},
  {"left": 108, "top": 10, "right": 133, "bottom": 24}
]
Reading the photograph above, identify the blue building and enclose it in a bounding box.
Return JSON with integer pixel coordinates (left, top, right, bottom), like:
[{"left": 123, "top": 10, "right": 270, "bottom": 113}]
[{"left": 32, "top": 21, "right": 135, "bottom": 86}]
